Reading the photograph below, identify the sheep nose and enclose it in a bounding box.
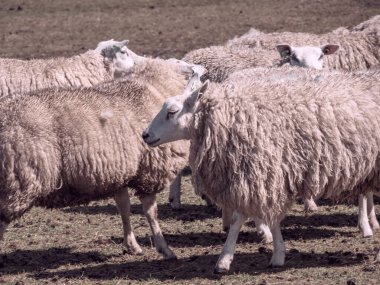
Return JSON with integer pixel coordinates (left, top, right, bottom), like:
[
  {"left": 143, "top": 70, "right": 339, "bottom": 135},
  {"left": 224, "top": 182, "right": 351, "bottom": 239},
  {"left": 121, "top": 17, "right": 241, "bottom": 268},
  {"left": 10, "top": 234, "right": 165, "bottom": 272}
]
[{"left": 142, "top": 131, "right": 150, "bottom": 141}]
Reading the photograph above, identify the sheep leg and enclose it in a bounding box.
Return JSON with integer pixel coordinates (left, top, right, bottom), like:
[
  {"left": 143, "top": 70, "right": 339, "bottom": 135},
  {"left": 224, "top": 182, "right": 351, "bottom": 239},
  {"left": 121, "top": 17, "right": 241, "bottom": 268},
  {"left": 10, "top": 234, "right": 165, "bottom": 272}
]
[
  {"left": 222, "top": 208, "right": 233, "bottom": 232},
  {"left": 0, "top": 220, "right": 8, "bottom": 241},
  {"left": 358, "top": 194, "right": 373, "bottom": 237},
  {"left": 253, "top": 217, "right": 273, "bottom": 244},
  {"left": 168, "top": 173, "right": 182, "bottom": 210},
  {"left": 367, "top": 192, "right": 380, "bottom": 230},
  {"left": 114, "top": 190, "right": 143, "bottom": 255},
  {"left": 140, "top": 194, "right": 176, "bottom": 260},
  {"left": 214, "top": 211, "right": 246, "bottom": 274},
  {"left": 304, "top": 197, "right": 318, "bottom": 213},
  {"left": 269, "top": 223, "right": 286, "bottom": 267}
]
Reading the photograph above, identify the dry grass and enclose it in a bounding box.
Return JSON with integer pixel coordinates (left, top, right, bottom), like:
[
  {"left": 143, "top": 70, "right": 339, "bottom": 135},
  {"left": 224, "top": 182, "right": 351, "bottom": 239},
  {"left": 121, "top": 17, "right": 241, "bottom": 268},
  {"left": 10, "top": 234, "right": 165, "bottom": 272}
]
[{"left": 1, "top": 175, "right": 379, "bottom": 284}]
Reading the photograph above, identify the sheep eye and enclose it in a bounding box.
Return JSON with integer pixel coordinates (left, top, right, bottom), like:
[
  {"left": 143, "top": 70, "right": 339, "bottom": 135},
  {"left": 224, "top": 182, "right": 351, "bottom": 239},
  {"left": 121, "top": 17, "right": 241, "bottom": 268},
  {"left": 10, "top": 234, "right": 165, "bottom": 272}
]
[
  {"left": 319, "top": 54, "right": 324, "bottom": 60},
  {"left": 166, "top": 110, "right": 178, "bottom": 119}
]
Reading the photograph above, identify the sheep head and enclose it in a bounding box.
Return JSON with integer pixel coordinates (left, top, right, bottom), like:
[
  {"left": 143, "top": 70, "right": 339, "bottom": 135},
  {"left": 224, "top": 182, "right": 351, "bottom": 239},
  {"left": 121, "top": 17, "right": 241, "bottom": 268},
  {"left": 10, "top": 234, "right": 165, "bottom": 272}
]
[
  {"left": 277, "top": 44, "right": 339, "bottom": 69},
  {"left": 142, "top": 67, "right": 208, "bottom": 147},
  {"left": 96, "top": 39, "right": 135, "bottom": 77}
]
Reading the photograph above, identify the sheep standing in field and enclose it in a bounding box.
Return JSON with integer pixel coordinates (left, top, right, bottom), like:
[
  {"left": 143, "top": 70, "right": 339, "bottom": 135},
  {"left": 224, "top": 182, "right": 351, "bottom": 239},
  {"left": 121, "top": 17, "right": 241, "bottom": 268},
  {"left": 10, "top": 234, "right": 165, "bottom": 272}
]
[
  {"left": 0, "top": 57, "right": 195, "bottom": 260},
  {"left": 226, "top": 66, "right": 380, "bottom": 237},
  {"left": 182, "top": 44, "right": 339, "bottom": 83},
  {"left": 227, "top": 26, "right": 379, "bottom": 71},
  {"left": 0, "top": 39, "right": 136, "bottom": 98},
  {"left": 143, "top": 69, "right": 380, "bottom": 272}
]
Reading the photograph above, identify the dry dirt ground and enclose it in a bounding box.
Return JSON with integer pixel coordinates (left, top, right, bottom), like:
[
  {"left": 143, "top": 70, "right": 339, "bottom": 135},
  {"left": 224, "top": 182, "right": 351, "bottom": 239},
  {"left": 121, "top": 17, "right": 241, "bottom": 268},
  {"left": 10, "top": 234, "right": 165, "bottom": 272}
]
[{"left": 1, "top": 0, "right": 380, "bottom": 284}]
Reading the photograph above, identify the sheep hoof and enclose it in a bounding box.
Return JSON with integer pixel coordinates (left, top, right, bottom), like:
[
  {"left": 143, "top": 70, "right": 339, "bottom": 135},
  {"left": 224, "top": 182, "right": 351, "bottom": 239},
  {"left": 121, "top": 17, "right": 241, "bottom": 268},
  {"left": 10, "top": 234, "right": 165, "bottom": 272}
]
[
  {"left": 213, "top": 267, "right": 229, "bottom": 274},
  {"left": 164, "top": 253, "right": 177, "bottom": 260}
]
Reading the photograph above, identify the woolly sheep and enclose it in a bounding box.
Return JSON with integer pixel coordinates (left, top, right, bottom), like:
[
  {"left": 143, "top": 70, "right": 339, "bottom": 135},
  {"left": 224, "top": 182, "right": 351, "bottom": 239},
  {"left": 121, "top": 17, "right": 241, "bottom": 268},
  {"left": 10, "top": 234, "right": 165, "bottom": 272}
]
[
  {"left": 0, "top": 57, "right": 192, "bottom": 260},
  {"left": 143, "top": 69, "right": 380, "bottom": 272},
  {"left": 226, "top": 27, "right": 379, "bottom": 71},
  {"left": 182, "top": 44, "right": 339, "bottom": 83},
  {"left": 226, "top": 66, "right": 380, "bottom": 237},
  {"left": 0, "top": 39, "right": 134, "bottom": 99}
]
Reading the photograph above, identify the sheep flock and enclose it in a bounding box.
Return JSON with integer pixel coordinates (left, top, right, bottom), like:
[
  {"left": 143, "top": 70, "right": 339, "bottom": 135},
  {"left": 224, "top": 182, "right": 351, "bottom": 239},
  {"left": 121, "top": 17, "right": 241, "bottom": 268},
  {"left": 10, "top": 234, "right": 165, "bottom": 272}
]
[{"left": 1, "top": 12, "right": 380, "bottom": 282}]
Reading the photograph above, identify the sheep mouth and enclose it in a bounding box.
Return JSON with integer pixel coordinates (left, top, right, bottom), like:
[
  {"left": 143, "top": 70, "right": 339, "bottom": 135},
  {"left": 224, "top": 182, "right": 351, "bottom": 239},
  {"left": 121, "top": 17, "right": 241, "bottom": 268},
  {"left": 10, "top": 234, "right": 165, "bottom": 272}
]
[{"left": 147, "top": 138, "right": 161, "bottom": 147}]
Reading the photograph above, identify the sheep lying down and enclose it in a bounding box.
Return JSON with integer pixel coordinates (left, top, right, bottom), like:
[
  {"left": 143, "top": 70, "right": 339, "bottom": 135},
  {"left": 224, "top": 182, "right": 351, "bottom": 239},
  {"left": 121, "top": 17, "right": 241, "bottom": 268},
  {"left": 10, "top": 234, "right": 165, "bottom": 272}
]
[
  {"left": 143, "top": 69, "right": 380, "bottom": 272},
  {"left": 0, "top": 58, "right": 192, "bottom": 260}
]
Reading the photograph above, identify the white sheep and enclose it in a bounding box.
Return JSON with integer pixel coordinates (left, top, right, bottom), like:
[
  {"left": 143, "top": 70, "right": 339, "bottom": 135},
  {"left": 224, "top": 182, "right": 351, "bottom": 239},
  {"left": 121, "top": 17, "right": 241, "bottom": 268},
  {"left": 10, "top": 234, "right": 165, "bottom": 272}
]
[
  {"left": 0, "top": 57, "right": 194, "bottom": 260},
  {"left": 0, "top": 39, "right": 134, "bottom": 98},
  {"left": 226, "top": 66, "right": 380, "bottom": 237},
  {"left": 226, "top": 25, "right": 379, "bottom": 71},
  {"left": 182, "top": 44, "right": 339, "bottom": 83},
  {"left": 143, "top": 69, "right": 380, "bottom": 272}
]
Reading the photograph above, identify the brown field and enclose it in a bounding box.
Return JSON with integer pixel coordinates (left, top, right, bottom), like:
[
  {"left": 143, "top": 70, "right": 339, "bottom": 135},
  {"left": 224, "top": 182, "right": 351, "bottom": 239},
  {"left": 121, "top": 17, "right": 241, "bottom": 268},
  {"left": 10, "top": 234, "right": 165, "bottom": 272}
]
[{"left": 1, "top": 0, "right": 380, "bottom": 284}]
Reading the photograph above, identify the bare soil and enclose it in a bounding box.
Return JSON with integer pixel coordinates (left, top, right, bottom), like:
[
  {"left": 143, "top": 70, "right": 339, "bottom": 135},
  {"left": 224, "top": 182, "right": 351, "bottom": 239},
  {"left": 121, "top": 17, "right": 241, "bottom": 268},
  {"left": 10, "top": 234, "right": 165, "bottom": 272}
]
[{"left": 0, "top": 0, "right": 380, "bottom": 284}]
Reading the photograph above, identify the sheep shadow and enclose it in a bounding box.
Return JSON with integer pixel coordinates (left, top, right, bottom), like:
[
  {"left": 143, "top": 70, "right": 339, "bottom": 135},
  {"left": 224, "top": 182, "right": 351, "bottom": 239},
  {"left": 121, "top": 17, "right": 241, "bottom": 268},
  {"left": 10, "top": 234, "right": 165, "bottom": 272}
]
[
  {"left": 0, "top": 247, "right": 112, "bottom": 275},
  {"left": 31, "top": 249, "right": 367, "bottom": 282},
  {"left": 61, "top": 203, "right": 220, "bottom": 221}
]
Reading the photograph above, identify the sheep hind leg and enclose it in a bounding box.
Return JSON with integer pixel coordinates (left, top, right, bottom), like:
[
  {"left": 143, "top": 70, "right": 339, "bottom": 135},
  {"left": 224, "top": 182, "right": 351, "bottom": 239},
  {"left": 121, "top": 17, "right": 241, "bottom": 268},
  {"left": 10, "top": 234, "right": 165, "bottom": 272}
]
[
  {"left": 367, "top": 192, "right": 380, "bottom": 230},
  {"left": 222, "top": 207, "right": 233, "bottom": 232},
  {"left": 140, "top": 193, "right": 176, "bottom": 260},
  {"left": 358, "top": 194, "right": 373, "bottom": 237},
  {"left": 114, "top": 189, "right": 143, "bottom": 255},
  {"left": 253, "top": 217, "right": 273, "bottom": 244},
  {"left": 214, "top": 211, "right": 246, "bottom": 274},
  {"left": 269, "top": 223, "right": 286, "bottom": 267},
  {"left": 168, "top": 173, "right": 182, "bottom": 210}
]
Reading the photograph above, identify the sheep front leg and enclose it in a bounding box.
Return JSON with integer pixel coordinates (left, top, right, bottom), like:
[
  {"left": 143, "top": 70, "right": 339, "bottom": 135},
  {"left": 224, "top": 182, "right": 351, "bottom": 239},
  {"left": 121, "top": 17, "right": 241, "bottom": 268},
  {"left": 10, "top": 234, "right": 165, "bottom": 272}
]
[
  {"left": 0, "top": 220, "right": 8, "bottom": 241},
  {"left": 253, "top": 217, "right": 273, "bottom": 244},
  {"left": 214, "top": 211, "right": 246, "bottom": 274},
  {"left": 358, "top": 194, "right": 373, "bottom": 237},
  {"left": 269, "top": 223, "right": 286, "bottom": 267},
  {"left": 367, "top": 192, "right": 380, "bottom": 230},
  {"left": 140, "top": 194, "right": 176, "bottom": 260},
  {"left": 114, "top": 190, "right": 143, "bottom": 255},
  {"left": 222, "top": 208, "right": 233, "bottom": 232},
  {"left": 304, "top": 197, "right": 318, "bottom": 212},
  {"left": 168, "top": 173, "right": 182, "bottom": 210}
]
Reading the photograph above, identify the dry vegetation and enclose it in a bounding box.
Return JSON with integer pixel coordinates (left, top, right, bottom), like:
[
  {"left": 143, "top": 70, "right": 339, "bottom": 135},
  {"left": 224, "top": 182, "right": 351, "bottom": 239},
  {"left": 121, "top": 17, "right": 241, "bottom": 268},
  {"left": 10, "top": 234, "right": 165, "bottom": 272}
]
[{"left": 0, "top": 0, "right": 380, "bottom": 284}]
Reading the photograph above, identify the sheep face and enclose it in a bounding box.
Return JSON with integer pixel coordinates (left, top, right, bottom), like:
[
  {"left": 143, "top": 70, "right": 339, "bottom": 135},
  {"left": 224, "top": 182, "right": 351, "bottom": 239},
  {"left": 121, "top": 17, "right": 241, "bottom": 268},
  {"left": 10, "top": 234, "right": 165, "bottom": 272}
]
[
  {"left": 143, "top": 79, "right": 209, "bottom": 147},
  {"left": 96, "top": 39, "right": 135, "bottom": 76},
  {"left": 277, "top": 44, "right": 339, "bottom": 69}
]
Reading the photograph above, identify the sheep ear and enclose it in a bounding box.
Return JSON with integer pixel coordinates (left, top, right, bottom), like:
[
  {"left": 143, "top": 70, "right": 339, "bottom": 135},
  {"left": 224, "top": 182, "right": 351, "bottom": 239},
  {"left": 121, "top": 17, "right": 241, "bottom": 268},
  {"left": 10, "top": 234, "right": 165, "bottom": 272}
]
[
  {"left": 120, "top": 40, "right": 129, "bottom": 47},
  {"left": 276, "top": 44, "right": 292, "bottom": 58},
  {"left": 185, "top": 80, "right": 209, "bottom": 108},
  {"left": 322, "top": 44, "right": 339, "bottom": 55}
]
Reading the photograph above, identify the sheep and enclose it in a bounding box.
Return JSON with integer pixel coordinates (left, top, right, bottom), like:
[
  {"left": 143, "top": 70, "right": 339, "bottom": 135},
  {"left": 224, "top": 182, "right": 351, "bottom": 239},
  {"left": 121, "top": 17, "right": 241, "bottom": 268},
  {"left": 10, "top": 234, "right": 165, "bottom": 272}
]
[
  {"left": 143, "top": 69, "right": 380, "bottom": 272},
  {"left": 0, "top": 39, "right": 135, "bottom": 99},
  {"left": 226, "top": 27, "right": 379, "bottom": 71},
  {"left": 226, "top": 66, "right": 380, "bottom": 237},
  {"left": 182, "top": 44, "right": 339, "bottom": 83},
  {"left": 0, "top": 57, "right": 193, "bottom": 260}
]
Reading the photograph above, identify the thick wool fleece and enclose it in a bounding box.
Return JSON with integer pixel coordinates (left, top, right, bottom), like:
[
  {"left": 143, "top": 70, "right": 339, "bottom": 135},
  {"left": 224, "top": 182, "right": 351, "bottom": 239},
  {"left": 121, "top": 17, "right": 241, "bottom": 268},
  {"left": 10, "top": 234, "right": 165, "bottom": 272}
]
[
  {"left": 227, "top": 30, "right": 380, "bottom": 71},
  {"left": 0, "top": 50, "right": 113, "bottom": 99},
  {"left": 0, "top": 58, "right": 188, "bottom": 223},
  {"left": 189, "top": 71, "right": 380, "bottom": 227}
]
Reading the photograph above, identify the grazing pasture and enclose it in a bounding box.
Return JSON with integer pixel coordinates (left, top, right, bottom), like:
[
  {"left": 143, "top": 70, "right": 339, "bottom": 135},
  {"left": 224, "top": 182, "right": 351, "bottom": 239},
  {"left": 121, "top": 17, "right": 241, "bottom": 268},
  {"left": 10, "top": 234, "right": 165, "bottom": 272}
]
[{"left": 0, "top": 0, "right": 380, "bottom": 284}]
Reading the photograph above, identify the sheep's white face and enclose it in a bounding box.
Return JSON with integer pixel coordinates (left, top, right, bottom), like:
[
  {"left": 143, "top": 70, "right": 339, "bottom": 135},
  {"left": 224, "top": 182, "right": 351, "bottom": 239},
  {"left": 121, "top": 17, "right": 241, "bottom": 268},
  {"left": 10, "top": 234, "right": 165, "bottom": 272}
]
[
  {"left": 143, "top": 76, "right": 209, "bottom": 147},
  {"left": 277, "top": 44, "right": 339, "bottom": 69},
  {"left": 95, "top": 39, "right": 135, "bottom": 76}
]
